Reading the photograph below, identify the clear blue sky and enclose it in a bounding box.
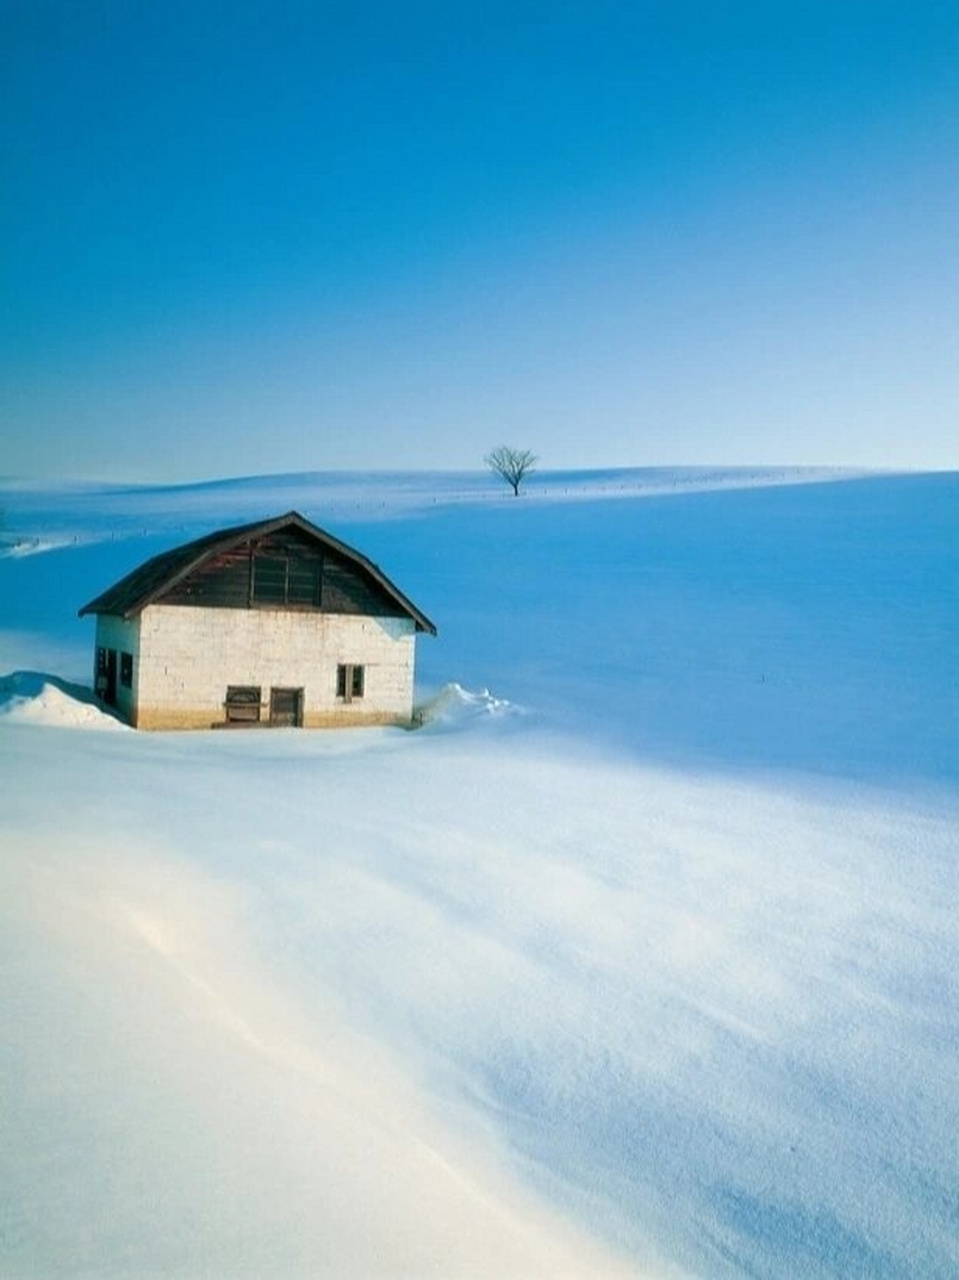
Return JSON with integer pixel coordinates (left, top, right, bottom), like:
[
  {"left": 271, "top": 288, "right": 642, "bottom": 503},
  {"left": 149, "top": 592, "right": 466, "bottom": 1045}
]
[{"left": 3, "top": 1, "right": 958, "bottom": 481}]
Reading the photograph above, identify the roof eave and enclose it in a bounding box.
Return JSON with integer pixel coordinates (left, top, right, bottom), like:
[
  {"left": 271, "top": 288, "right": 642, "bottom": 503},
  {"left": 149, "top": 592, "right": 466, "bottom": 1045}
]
[{"left": 78, "top": 511, "right": 438, "bottom": 633}]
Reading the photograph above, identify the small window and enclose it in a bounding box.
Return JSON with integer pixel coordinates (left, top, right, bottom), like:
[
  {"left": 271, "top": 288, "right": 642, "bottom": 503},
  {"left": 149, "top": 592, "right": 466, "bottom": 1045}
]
[
  {"left": 252, "top": 555, "right": 287, "bottom": 604},
  {"left": 120, "top": 652, "right": 133, "bottom": 688},
  {"left": 250, "top": 549, "right": 322, "bottom": 607},
  {"left": 336, "top": 663, "right": 365, "bottom": 702},
  {"left": 225, "top": 685, "right": 262, "bottom": 723},
  {"left": 287, "top": 560, "right": 321, "bottom": 607},
  {"left": 95, "top": 647, "right": 116, "bottom": 702}
]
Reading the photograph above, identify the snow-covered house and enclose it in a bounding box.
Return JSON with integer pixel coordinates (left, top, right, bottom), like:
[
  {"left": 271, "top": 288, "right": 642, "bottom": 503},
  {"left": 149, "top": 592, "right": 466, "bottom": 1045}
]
[{"left": 78, "top": 511, "right": 436, "bottom": 730}]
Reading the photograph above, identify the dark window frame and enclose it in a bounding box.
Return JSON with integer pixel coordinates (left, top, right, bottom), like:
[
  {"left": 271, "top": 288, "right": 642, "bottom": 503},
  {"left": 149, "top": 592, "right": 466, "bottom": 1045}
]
[
  {"left": 336, "top": 663, "right": 365, "bottom": 702},
  {"left": 120, "top": 651, "right": 133, "bottom": 688},
  {"left": 95, "top": 646, "right": 117, "bottom": 704},
  {"left": 250, "top": 551, "right": 322, "bottom": 609}
]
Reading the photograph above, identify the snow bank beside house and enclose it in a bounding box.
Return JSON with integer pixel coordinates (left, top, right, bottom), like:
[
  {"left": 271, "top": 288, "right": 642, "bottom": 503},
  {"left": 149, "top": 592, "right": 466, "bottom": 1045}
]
[
  {"left": 415, "top": 681, "right": 519, "bottom": 729},
  {"left": 0, "top": 670, "right": 125, "bottom": 729}
]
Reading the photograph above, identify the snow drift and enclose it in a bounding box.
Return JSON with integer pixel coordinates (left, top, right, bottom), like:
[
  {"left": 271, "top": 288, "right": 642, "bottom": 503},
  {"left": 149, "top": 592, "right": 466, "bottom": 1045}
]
[{"left": 0, "top": 670, "right": 126, "bottom": 729}]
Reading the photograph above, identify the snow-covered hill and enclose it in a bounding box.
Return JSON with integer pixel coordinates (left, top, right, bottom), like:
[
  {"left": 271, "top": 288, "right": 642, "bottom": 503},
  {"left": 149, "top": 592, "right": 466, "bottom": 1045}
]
[
  {"left": 0, "top": 465, "right": 866, "bottom": 559},
  {"left": 1, "top": 468, "right": 956, "bottom": 1277}
]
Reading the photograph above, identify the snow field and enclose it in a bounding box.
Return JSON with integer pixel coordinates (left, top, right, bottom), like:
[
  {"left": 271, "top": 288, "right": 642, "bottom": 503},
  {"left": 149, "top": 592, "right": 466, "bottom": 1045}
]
[
  {"left": 0, "top": 729, "right": 637, "bottom": 1277},
  {"left": 1, "top": 468, "right": 957, "bottom": 1277}
]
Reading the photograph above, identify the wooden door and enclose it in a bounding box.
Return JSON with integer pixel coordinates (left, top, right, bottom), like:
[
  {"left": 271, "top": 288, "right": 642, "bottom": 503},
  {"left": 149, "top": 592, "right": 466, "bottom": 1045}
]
[{"left": 269, "top": 687, "right": 303, "bottom": 726}]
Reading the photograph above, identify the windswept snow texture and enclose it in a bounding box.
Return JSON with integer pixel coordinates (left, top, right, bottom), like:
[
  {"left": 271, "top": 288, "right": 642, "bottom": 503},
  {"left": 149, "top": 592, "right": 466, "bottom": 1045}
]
[{"left": 1, "top": 468, "right": 957, "bottom": 1278}]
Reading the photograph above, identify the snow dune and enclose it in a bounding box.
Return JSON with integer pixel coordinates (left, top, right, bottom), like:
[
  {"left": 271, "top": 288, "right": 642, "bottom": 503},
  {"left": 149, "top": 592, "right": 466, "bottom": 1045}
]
[
  {"left": 1, "top": 468, "right": 957, "bottom": 1277},
  {"left": 1, "top": 787, "right": 632, "bottom": 1278},
  {"left": 0, "top": 671, "right": 126, "bottom": 728}
]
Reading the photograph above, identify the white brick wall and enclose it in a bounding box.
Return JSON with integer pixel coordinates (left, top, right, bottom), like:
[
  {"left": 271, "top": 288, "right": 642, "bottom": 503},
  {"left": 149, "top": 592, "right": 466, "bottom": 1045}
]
[
  {"left": 94, "top": 614, "right": 141, "bottom": 723},
  {"left": 134, "top": 605, "right": 417, "bottom": 728}
]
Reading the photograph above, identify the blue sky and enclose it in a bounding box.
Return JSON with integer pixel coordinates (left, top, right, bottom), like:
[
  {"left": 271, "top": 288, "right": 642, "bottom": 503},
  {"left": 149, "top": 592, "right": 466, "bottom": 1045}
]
[{"left": 3, "top": 1, "right": 959, "bottom": 481}]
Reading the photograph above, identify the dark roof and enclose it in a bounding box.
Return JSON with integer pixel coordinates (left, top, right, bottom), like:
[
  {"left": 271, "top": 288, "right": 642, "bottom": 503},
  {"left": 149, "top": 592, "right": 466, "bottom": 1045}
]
[{"left": 78, "top": 511, "right": 437, "bottom": 634}]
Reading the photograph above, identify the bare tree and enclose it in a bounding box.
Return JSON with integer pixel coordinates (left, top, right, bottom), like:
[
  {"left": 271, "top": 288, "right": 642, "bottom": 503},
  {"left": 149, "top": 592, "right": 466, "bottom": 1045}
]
[{"left": 484, "top": 446, "right": 537, "bottom": 497}]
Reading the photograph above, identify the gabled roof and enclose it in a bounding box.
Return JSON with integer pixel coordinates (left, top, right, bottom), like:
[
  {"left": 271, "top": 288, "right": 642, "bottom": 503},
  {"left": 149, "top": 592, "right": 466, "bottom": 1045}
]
[{"left": 78, "top": 511, "right": 437, "bottom": 634}]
